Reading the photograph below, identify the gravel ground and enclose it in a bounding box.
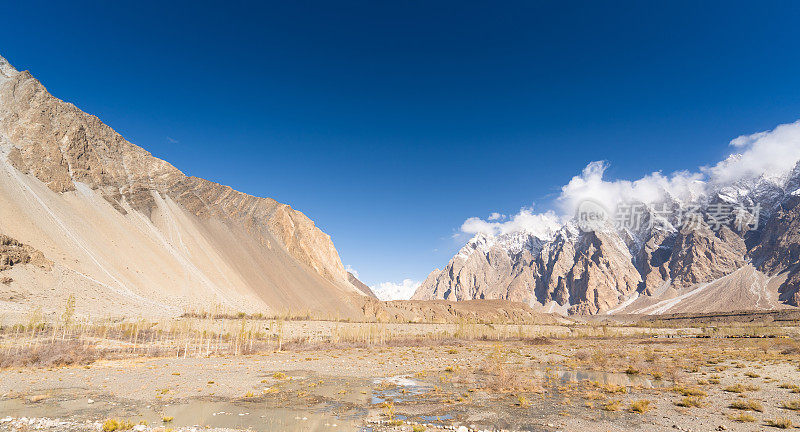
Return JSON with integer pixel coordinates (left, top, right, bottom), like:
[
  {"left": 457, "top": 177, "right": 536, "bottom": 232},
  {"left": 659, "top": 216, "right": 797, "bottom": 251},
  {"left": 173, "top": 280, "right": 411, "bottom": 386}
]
[{"left": 1, "top": 338, "right": 799, "bottom": 431}]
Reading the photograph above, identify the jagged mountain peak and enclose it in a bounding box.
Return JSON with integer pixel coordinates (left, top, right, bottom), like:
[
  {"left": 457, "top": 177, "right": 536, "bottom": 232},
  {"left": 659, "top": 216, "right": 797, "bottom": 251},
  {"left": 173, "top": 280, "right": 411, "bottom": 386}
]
[{"left": 0, "top": 55, "right": 19, "bottom": 79}]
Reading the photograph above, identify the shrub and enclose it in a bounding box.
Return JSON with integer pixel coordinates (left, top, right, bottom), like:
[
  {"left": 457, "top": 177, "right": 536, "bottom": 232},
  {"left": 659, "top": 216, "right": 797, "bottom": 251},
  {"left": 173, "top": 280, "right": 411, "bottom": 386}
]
[
  {"left": 102, "top": 419, "right": 120, "bottom": 432},
  {"left": 102, "top": 419, "right": 133, "bottom": 431}
]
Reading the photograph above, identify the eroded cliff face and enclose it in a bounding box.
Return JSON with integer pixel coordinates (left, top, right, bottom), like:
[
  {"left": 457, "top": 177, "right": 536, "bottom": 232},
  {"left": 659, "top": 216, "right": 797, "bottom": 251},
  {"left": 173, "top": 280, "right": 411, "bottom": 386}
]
[
  {"left": 750, "top": 195, "right": 800, "bottom": 305},
  {"left": 0, "top": 54, "right": 364, "bottom": 318},
  {"left": 410, "top": 233, "right": 544, "bottom": 305},
  {"left": 413, "top": 229, "right": 642, "bottom": 314}
]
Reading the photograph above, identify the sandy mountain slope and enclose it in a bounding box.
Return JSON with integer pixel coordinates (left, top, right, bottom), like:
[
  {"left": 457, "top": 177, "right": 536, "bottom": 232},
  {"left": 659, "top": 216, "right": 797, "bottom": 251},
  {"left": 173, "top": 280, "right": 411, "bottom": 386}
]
[{"left": 0, "top": 54, "right": 367, "bottom": 320}]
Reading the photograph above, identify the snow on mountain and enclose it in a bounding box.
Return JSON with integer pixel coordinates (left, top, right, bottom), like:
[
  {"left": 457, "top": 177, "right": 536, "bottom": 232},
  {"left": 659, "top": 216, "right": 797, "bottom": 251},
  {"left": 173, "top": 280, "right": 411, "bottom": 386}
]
[{"left": 370, "top": 279, "right": 421, "bottom": 301}]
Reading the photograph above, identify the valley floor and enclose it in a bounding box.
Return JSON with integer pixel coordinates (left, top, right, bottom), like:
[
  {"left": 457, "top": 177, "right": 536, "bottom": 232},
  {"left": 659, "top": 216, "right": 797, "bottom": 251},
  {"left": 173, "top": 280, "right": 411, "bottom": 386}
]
[{"left": 1, "top": 331, "right": 800, "bottom": 432}]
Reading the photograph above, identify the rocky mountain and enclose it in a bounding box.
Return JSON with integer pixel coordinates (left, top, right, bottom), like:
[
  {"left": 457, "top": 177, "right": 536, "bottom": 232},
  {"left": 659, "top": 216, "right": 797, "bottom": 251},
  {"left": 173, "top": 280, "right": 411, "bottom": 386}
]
[
  {"left": 348, "top": 271, "right": 377, "bottom": 298},
  {"left": 0, "top": 54, "right": 369, "bottom": 319},
  {"left": 415, "top": 162, "right": 800, "bottom": 315}
]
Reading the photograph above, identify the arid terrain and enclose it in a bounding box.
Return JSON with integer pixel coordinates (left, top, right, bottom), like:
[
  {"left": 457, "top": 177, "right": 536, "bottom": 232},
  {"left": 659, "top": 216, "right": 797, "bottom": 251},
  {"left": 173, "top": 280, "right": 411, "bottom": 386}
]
[{"left": 2, "top": 313, "right": 800, "bottom": 432}]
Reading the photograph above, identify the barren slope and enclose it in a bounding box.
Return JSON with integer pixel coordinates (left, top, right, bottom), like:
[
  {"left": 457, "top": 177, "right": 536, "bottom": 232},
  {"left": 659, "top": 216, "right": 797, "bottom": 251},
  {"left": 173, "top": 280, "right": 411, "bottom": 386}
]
[{"left": 0, "top": 54, "right": 366, "bottom": 319}]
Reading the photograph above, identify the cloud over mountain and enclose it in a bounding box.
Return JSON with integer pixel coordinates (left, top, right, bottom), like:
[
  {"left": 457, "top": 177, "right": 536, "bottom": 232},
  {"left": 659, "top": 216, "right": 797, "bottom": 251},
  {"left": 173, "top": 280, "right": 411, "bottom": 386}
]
[{"left": 460, "top": 119, "right": 800, "bottom": 236}]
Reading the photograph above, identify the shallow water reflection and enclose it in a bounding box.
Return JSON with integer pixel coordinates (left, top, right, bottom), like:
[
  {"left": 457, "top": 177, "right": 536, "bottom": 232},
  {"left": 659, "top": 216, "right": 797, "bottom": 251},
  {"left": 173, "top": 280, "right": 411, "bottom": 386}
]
[{"left": 0, "top": 399, "right": 368, "bottom": 432}]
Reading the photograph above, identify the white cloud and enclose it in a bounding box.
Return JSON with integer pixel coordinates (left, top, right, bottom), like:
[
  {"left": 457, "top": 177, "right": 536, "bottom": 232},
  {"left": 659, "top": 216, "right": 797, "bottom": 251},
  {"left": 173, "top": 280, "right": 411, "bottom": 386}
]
[
  {"left": 370, "top": 279, "right": 420, "bottom": 301},
  {"left": 704, "top": 120, "right": 800, "bottom": 185},
  {"left": 557, "top": 161, "right": 705, "bottom": 217},
  {"left": 457, "top": 119, "right": 800, "bottom": 238},
  {"left": 487, "top": 212, "right": 505, "bottom": 221},
  {"left": 166, "top": 136, "right": 179, "bottom": 144},
  {"left": 461, "top": 207, "right": 561, "bottom": 238},
  {"left": 344, "top": 265, "right": 359, "bottom": 279}
]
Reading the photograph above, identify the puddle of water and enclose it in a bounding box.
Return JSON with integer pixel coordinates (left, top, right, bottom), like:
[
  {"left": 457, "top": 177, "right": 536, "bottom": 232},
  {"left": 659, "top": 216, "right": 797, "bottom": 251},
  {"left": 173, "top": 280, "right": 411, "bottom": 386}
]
[
  {"left": 532, "top": 366, "right": 668, "bottom": 388},
  {"left": 371, "top": 375, "right": 432, "bottom": 404},
  {"left": 418, "top": 414, "right": 453, "bottom": 424},
  {"left": 0, "top": 399, "right": 368, "bottom": 432}
]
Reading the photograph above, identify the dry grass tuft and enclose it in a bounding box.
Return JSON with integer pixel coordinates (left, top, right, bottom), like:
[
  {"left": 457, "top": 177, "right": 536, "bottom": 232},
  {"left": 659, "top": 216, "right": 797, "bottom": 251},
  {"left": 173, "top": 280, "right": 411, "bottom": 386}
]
[
  {"left": 673, "top": 386, "right": 707, "bottom": 397},
  {"left": 767, "top": 418, "right": 793, "bottom": 429},
  {"left": 724, "top": 383, "right": 760, "bottom": 393},
  {"left": 729, "top": 399, "right": 764, "bottom": 412},
  {"left": 676, "top": 396, "right": 704, "bottom": 408},
  {"left": 729, "top": 412, "right": 757, "bottom": 422},
  {"left": 602, "top": 400, "right": 622, "bottom": 411},
  {"left": 478, "top": 347, "right": 542, "bottom": 392},
  {"left": 630, "top": 399, "right": 651, "bottom": 414},
  {"left": 781, "top": 399, "right": 800, "bottom": 411}
]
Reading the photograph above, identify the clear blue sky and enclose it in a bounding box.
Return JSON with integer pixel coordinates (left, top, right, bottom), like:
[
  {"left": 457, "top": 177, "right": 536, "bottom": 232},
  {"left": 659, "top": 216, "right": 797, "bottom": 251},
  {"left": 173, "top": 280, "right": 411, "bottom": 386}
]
[{"left": 3, "top": 1, "right": 800, "bottom": 287}]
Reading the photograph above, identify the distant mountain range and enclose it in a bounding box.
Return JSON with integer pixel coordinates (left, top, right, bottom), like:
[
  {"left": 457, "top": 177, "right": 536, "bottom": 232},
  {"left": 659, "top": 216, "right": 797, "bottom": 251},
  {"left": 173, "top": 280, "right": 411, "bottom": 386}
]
[{"left": 413, "top": 142, "right": 800, "bottom": 315}]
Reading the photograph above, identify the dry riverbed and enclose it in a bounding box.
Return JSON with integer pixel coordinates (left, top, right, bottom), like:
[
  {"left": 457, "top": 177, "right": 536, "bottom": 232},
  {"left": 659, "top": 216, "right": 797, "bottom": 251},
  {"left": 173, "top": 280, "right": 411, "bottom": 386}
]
[{"left": 1, "top": 337, "right": 800, "bottom": 431}]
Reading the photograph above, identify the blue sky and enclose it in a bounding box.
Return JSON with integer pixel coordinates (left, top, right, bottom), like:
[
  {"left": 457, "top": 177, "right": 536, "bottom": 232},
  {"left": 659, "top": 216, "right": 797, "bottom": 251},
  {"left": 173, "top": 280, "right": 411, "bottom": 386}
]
[{"left": 3, "top": 1, "right": 800, "bottom": 289}]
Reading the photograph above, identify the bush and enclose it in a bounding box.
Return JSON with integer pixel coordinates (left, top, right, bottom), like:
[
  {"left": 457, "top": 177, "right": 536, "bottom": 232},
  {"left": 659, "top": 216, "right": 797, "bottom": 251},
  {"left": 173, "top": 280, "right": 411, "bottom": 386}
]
[
  {"left": 102, "top": 419, "right": 120, "bottom": 432},
  {"left": 102, "top": 419, "right": 133, "bottom": 431}
]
